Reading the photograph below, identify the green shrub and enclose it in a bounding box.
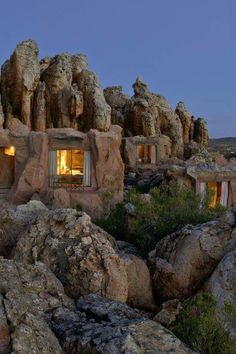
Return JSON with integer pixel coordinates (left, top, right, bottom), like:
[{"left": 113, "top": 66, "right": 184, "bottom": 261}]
[
  {"left": 170, "top": 293, "right": 236, "bottom": 354},
  {"left": 96, "top": 181, "right": 225, "bottom": 253},
  {"left": 95, "top": 203, "right": 126, "bottom": 240},
  {"left": 125, "top": 181, "right": 225, "bottom": 251}
]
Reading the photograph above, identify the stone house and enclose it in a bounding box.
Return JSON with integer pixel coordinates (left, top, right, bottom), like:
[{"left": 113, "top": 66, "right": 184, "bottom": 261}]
[{"left": 0, "top": 121, "right": 124, "bottom": 218}]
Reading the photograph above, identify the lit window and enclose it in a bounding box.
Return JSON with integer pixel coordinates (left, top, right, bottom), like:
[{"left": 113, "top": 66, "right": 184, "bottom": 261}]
[
  {"left": 137, "top": 144, "right": 154, "bottom": 164},
  {"left": 49, "top": 149, "right": 91, "bottom": 187},
  {"left": 4, "top": 146, "right": 15, "bottom": 156},
  {"left": 57, "top": 150, "right": 84, "bottom": 176}
]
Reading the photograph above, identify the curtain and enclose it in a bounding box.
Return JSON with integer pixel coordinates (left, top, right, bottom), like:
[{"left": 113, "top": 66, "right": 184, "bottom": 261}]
[
  {"left": 49, "top": 151, "right": 57, "bottom": 187},
  {"left": 199, "top": 182, "right": 206, "bottom": 195},
  {"left": 151, "top": 146, "right": 156, "bottom": 164},
  {"left": 83, "top": 151, "right": 91, "bottom": 186},
  {"left": 220, "top": 181, "right": 229, "bottom": 207}
]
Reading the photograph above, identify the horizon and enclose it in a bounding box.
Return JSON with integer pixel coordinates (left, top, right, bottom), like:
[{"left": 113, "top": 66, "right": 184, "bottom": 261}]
[{"left": 1, "top": 0, "right": 236, "bottom": 138}]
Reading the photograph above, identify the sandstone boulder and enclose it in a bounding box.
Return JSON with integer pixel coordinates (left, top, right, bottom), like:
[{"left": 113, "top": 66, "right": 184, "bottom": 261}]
[
  {"left": 194, "top": 117, "right": 209, "bottom": 147},
  {"left": 76, "top": 69, "right": 111, "bottom": 132},
  {"left": 13, "top": 209, "right": 129, "bottom": 302},
  {"left": 175, "top": 101, "right": 192, "bottom": 144},
  {"left": 204, "top": 248, "right": 236, "bottom": 339},
  {"left": 153, "top": 299, "right": 182, "bottom": 326},
  {"left": 8, "top": 117, "right": 30, "bottom": 137},
  {"left": 50, "top": 294, "right": 195, "bottom": 354},
  {"left": 120, "top": 252, "right": 155, "bottom": 310},
  {"left": 1, "top": 39, "right": 40, "bottom": 129},
  {"left": 104, "top": 85, "right": 129, "bottom": 127},
  {"left": 0, "top": 202, "right": 48, "bottom": 258},
  {"left": 0, "top": 258, "right": 74, "bottom": 354},
  {"left": 148, "top": 221, "right": 236, "bottom": 300}
]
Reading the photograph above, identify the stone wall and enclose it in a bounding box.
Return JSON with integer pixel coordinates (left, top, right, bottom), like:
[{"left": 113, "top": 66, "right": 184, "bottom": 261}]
[{"left": 0, "top": 121, "right": 124, "bottom": 218}]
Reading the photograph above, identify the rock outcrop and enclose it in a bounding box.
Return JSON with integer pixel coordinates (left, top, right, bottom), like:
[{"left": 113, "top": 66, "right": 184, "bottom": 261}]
[
  {"left": 13, "top": 209, "right": 129, "bottom": 302},
  {"left": 50, "top": 294, "right": 195, "bottom": 354},
  {"left": 1, "top": 40, "right": 40, "bottom": 129},
  {"left": 1, "top": 40, "right": 111, "bottom": 133},
  {"left": 204, "top": 248, "right": 236, "bottom": 339},
  {"left": 0, "top": 258, "right": 74, "bottom": 354},
  {"left": 105, "top": 78, "right": 208, "bottom": 159},
  {"left": 0, "top": 200, "right": 48, "bottom": 258},
  {"left": 148, "top": 221, "right": 236, "bottom": 300}
]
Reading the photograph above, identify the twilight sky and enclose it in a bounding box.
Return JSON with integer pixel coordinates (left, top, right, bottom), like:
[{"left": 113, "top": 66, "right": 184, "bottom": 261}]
[{"left": 1, "top": 0, "right": 236, "bottom": 138}]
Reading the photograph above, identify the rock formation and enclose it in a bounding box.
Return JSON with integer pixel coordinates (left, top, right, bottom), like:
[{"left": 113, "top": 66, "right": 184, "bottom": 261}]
[
  {"left": 105, "top": 78, "right": 209, "bottom": 159},
  {"left": 50, "top": 294, "right": 195, "bottom": 353},
  {"left": 0, "top": 40, "right": 209, "bottom": 163},
  {"left": 1, "top": 40, "right": 111, "bottom": 133},
  {"left": 1, "top": 40, "right": 40, "bottom": 129},
  {"left": 204, "top": 248, "right": 236, "bottom": 339},
  {"left": 0, "top": 258, "right": 74, "bottom": 354},
  {"left": 148, "top": 220, "right": 236, "bottom": 300}
]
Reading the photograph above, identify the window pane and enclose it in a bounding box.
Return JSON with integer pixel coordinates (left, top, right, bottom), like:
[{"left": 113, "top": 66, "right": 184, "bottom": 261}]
[{"left": 71, "top": 150, "right": 84, "bottom": 175}]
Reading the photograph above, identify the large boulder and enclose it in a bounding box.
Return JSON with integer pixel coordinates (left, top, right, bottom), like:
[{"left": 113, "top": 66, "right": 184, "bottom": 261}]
[
  {"left": 1, "top": 40, "right": 40, "bottom": 129},
  {"left": 104, "top": 86, "right": 129, "bottom": 127},
  {"left": 175, "top": 101, "right": 193, "bottom": 144},
  {"left": 204, "top": 248, "right": 236, "bottom": 339},
  {"left": 0, "top": 258, "right": 74, "bottom": 354},
  {"left": 50, "top": 294, "right": 195, "bottom": 354},
  {"left": 13, "top": 209, "right": 129, "bottom": 302},
  {"left": 148, "top": 221, "right": 236, "bottom": 300},
  {"left": 0, "top": 201, "right": 48, "bottom": 258},
  {"left": 120, "top": 252, "right": 155, "bottom": 310},
  {"left": 76, "top": 69, "right": 111, "bottom": 132}
]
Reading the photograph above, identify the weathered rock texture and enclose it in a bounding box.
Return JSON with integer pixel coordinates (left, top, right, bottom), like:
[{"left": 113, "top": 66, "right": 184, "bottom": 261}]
[
  {"left": 1, "top": 40, "right": 110, "bottom": 133},
  {"left": 105, "top": 78, "right": 209, "bottom": 160},
  {"left": 13, "top": 209, "right": 129, "bottom": 302},
  {"left": 1, "top": 40, "right": 40, "bottom": 129},
  {"left": 0, "top": 258, "right": 74, "bottom": 354},
  {"left": 204, "top": 248, "right": 236, "bottom": 339},
  {"left": 148, "top": 221, "right": 236, "bottom": 300},
  {"left": 50, "top": 294, "right": 195, "bottom": 354},
  {"left": 0, "top": 200, "right": 48, "bottom": 258},
  {"left": 1, "top": 40, "right": 208, "bottom": 161}
]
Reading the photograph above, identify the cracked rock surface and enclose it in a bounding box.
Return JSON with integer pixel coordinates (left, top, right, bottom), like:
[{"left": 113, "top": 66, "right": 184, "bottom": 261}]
[{"left": 148, "top": 221, "right": 236, "bottom": 300}]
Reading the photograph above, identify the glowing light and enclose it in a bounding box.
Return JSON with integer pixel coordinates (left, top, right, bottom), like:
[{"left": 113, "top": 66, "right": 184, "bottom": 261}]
[{"left": 4, "top": 146, "right": 15, "bottom": 156}]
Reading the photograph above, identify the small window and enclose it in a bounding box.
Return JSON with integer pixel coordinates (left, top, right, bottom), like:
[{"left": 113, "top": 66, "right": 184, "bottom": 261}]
[
  {"left": 137, "top": 145, "right": 155, "bottom": 164},
  {"left": 49, "top": 149, "right": 91, "bottom": 188}
]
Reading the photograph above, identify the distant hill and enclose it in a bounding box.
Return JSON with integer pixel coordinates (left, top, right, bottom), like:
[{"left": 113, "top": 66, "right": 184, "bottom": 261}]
[{"left": 209, "top": 137, "right": 236, "bottom": 157}]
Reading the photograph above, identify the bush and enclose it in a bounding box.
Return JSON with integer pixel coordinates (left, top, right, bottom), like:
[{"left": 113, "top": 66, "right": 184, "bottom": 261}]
[
  {"left": 170, "top": 293, "right": 236, "bottom": 354},
  {"left": 125, "top": 181, "right": 225, "bottom": 252},
  {"left": 96, "top": 181, "right": 225, "bottom": 253}
]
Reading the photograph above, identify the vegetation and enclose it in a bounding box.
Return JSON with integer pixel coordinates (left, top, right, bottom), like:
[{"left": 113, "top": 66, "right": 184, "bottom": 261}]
[
  {"left": 170, "top": 293, "right": 236, "bottom": 354},
  {"left": 96, "top": 181, "right": 225, "bottom": 253}
]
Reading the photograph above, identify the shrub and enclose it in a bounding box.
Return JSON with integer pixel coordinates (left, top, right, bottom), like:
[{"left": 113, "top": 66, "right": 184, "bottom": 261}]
[
  {"left": 170, "top": 293, "right": 236, "bottom": 354},
  {"left": 96, "top": 181, "right": 225, "bottom": 253},
  {"left": 125, "top": 181, "right": 225, "bottom": 251}
]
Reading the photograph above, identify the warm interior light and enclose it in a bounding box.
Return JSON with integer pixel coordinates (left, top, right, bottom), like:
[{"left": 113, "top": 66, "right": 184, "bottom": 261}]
[
  {"left": 4, "top": 146, "right": 15, "bottom": 156},
  {"left": 57, "top": 150, "right": 84, "bottom": 176},
  {"left": 207, "top": 182, "right": 221, "bottom": 208}
]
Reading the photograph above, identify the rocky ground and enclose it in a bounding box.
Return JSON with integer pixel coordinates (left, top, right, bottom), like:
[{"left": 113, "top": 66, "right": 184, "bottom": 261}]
[{"left": 0, "top": 199, "right": 235, "bottom": 353}]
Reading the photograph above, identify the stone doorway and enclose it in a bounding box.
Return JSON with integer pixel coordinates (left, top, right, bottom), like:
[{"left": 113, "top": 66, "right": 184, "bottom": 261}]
[{"left": 0, "top": 147, "right": 15, "bottom": 188}]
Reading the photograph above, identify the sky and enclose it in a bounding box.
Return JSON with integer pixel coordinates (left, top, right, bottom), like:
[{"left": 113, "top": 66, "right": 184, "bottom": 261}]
[{"left": 0, "top": 0, "right": 236, "bottom": 138}]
